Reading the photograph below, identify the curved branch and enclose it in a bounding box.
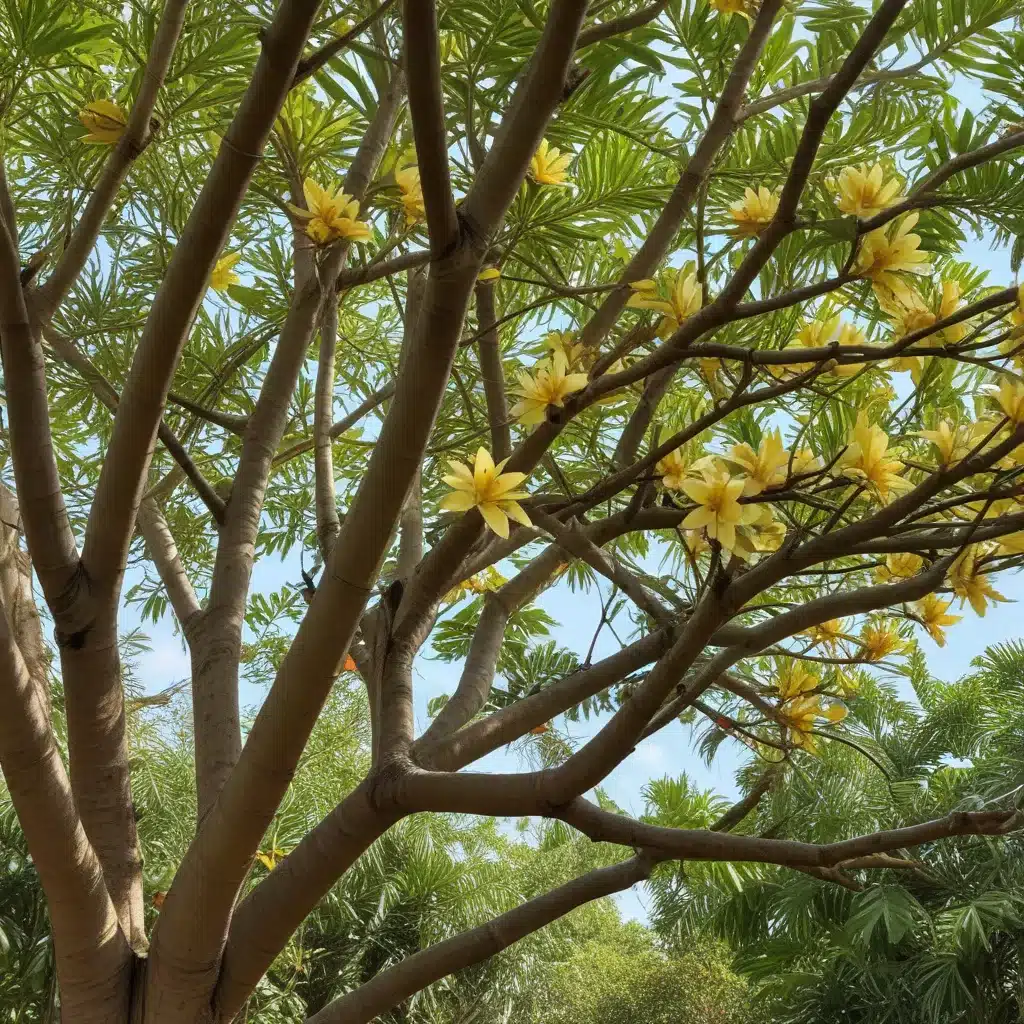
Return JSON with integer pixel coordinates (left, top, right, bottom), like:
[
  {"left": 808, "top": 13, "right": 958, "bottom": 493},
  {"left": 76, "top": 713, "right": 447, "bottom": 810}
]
[{"left": 304, "top": 856, "right": 653, "bottom": 1024}]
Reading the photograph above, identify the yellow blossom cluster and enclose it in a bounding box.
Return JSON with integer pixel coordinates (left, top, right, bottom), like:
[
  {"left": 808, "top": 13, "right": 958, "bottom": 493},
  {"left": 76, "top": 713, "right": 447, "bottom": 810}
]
[
  {"left": 627, "top": 267, "right": 702, "bottom": 339},
  {"left": 773, "top": 660, "right": 847, "bottom": 754},
  {"left": 528, "top": 139, "right": 573, "bottom": 186},
  {"left": 288, "top": 178, "right": 371, "bottom": 245}
]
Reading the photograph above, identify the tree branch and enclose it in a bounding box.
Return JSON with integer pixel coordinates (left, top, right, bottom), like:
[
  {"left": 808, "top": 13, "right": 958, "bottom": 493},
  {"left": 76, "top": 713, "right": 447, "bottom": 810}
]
[
  {"left": 32, "top": 0, "right": 191, "bottom": 317},
  {"left": 461, "top": 0, "right": 590, "bottom": 237},
  {"left": 474, "top": 277, "right": 512, "bottom": 460},
  {"left": 292, "top": 0, "right": 398, "bottom": 87},
  {"left": 402, "top": 0, "right": 459, "bottom": 255},
  {"left": 577, "top": 0, "right": 785, "bottom": 350},
  {"left": 560, "top": 799, "right": 1019, "bottom": 868},
  {"left": 576, "top": 0, "right": 670, "bottom": 49},
  {"left": 304, "top": 856, "right": 654, "bottom": 1024},
  {"left": 314, "top": 291, "right": 342, "bottom": 560}
]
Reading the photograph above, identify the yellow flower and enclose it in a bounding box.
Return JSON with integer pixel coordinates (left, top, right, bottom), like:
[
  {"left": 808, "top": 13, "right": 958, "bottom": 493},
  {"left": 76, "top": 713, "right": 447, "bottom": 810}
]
[
  {"left": 747, "top": 504, "right": 787, "bottom": 552},
  {"left": 726, "top": 429, "right": 790, "bottom": 496},
  {"left": 656, "top": 447, "right": 691, "bottom": 491},
  {"left": 443, "top": 565, "right": 508, "bottom": 603},
  {"left": 710, "top": 0, "right": 755, "bottom": 23},
  {"left": 876, "top": 278, "right": 967, "bottom": 348},
  {"left": 836, "top": 412, "right": 913, "bottom": 503},
  {"left": 912, "top": 594, "right": 962, "bottom": 647},
  {"left": 916, "top": 420, "right": 971, "bottom": 466},
  {"left": 995, "top": 378, "right": 1024, "bottom": 425},
  {"left": 783, "top": 697, "right": 820, "bottom": 752},
  {"left": 770, "top": 316, "right": 867, "bottom": 379},
  {"left": 769, "top": 317, "right": 837, "bottom": 378},
  {"left": 79, "top": 98, "right": 127, "bottom": 144},
  {"left": 528, "top": 139, "right": 572, "bottom": 186},
  {"left": 682, "top": 529, "right": 711, "bottom": 558},
  {"left": 544, "top": 331, "right": 585, "bottom": 369},
  {"left": 859, "top": 618, "right": 906, "bottom": 662},
  {"left": 782, "top": 695, "right": 847, "bottom": 753},
  {"left": 209, "top": 252, "right": 241, "bottom": 293},
  {"left": 874, "top": 551, "right": 924, "bottom": 583},
  {"left": 256, "top": 847, "right": 286, "bottom": 870},
  {"left": 510, "top": 350, "right": 589, "bottom": 425},
  {"left": 949, "top": 547, "right": 1008, "bottom": 616},
  {"left": 440, "top": 448, "right": 532, "bottom": 538},
  {"left": 627, "top": 268, "right": 702, "bottom": 340},
  {"left": 680, "top": 463, "right": 760, "bottom": 554},
  {"left": 853, "top": 213, "right": 931, "bottom": 281},
  {"left": 699, "top": 357, "right": 728, "bottom": 398},
  {"left": 802, "top": 618, "right": 849, "bottom": 651},
  {"left": 395, "top": 163, "right": 426, "bottom": 226},
  {"left": 834, "top": 163, "right": 901, "bottom": 218},
  {"left": 791, "top": 448, "right": 823, "bottom": 476},
  {"left": 832, "top": 323, "right": 868, "bottom": 377},
  {"left": 729, "top": 186, "right": 780, "bottom": 237},
  {"left": 776, "top": 661, "right": 819, "bottom": 700},
  {"left": 288, "top": 178, "right": 371, "bottom": 245},
  {"left": 937, "top": 280, "right": 969, "bottom": 344}
]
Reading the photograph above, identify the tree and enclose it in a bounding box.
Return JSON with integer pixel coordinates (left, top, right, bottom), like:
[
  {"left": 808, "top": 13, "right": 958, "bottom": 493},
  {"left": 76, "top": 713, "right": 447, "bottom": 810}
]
[
  {"left": 647, "top": 641, "right": 1024, "bottom": 1024},
  {"left": 2, "top": 0, "right": 1024, "bottom": 1020},
  {"left": 3, "top": 679, "right": 684, "bottom": 1023},
  {"left": 532, "top": 918, "right": 754, "bottom": 1024}
]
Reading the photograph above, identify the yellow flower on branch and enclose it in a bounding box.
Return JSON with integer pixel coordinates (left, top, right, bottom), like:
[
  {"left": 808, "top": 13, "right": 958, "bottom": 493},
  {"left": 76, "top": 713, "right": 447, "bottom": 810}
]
[
  {"left": 543, "top": 330, "right": 585, "bottom": 369},
  {"left": 859, "top": 618, "right": 906, "bottom": 662},
  {"left": 699, "top": 357, "right": 728, "bottom": 398},
  {"left": 443, "top": 565, "right": 508, "bottom": 604},
  {"left": 791, "top": 448, "right": 823, "bottom": 476},
  {"left": 656, "top": 447, "right": 692, "bottom": 492},
  {"left": 802, "top": 618, "right": 849, "bottom": 652},
  {"left": 440, "top": 448, "right": 532, "bottom": 539},
  {"left": 288, "top": 178, "right": 371, "bottom": 245},
  {"left": 776, "top": 661, "right": 819, "bottom": 700},
  {"left": 874, "top": 551, "right": 924, "bottom": 583},
  {"left": 916, "top": 420, "right": 971, "bottom": 467},
  {"left": 79, "top": 98, "right": 128, "bottom": 144},
  {"left": 528, "top": 139, "right": 572, "bottom": 186},
  {"left": 781, "top": 695, "right": 847, "bottom": 754},
  {"left": 949, "top": 547, "right": 1008, "bottom": 616},
  {"left": 768, "top": 317, "right": 837, "bottom": 378},
  {"left": 627, "top": 267, "right": 702, "bottom": 339},
  {"left": 256, "top": 847, "right": 286, "bottom": 870},
  {"left": 726, "top": 429, "right": 790, "bottom": 496},
  {"left": 833, "top": 163, "right": 901, "bottom": 218},
  {"left": 912, "top": 594, "right": 962, "bottom": 647},
  {"left": 510, "top": 350, "right": 589, "bottom": 425},
  {"left": 729, "top": 186, "right": 780, "bottom": 237},
  {"left": 995, "top": 378, "right": 1024, "bottom": 425},
  {"left": 710, "top": 0, "right": 755, "bottom": 24},
  {"left": 679, "top": 462, "right": 760, "bottom": 554},
  {"left": 853, "top": 213, "right": 931, "bottom": 281},
  {"left": 836, "top": 412, "right": 913, "bottom": 503},
  {"left": 395, "top": 163, "right": 426, "bottom": 226},
  {"left": 209, "top": 252, "right": 241, "bottom": 293}
]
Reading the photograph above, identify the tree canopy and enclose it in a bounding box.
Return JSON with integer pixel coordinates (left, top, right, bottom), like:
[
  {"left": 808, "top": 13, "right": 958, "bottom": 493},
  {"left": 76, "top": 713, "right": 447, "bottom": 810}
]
[{"left": 1, "top": 0, "right": 1024, "bottom": 1021}]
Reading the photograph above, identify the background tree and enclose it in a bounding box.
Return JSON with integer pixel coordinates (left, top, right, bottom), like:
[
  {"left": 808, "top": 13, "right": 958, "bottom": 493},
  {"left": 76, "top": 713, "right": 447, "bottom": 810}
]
[
  {"left": 2, "top": 0, "right": 1024, "bottom": 1021},
  {"left": 648, "top": 640, "right": 1024, "bottom": 1024}
]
